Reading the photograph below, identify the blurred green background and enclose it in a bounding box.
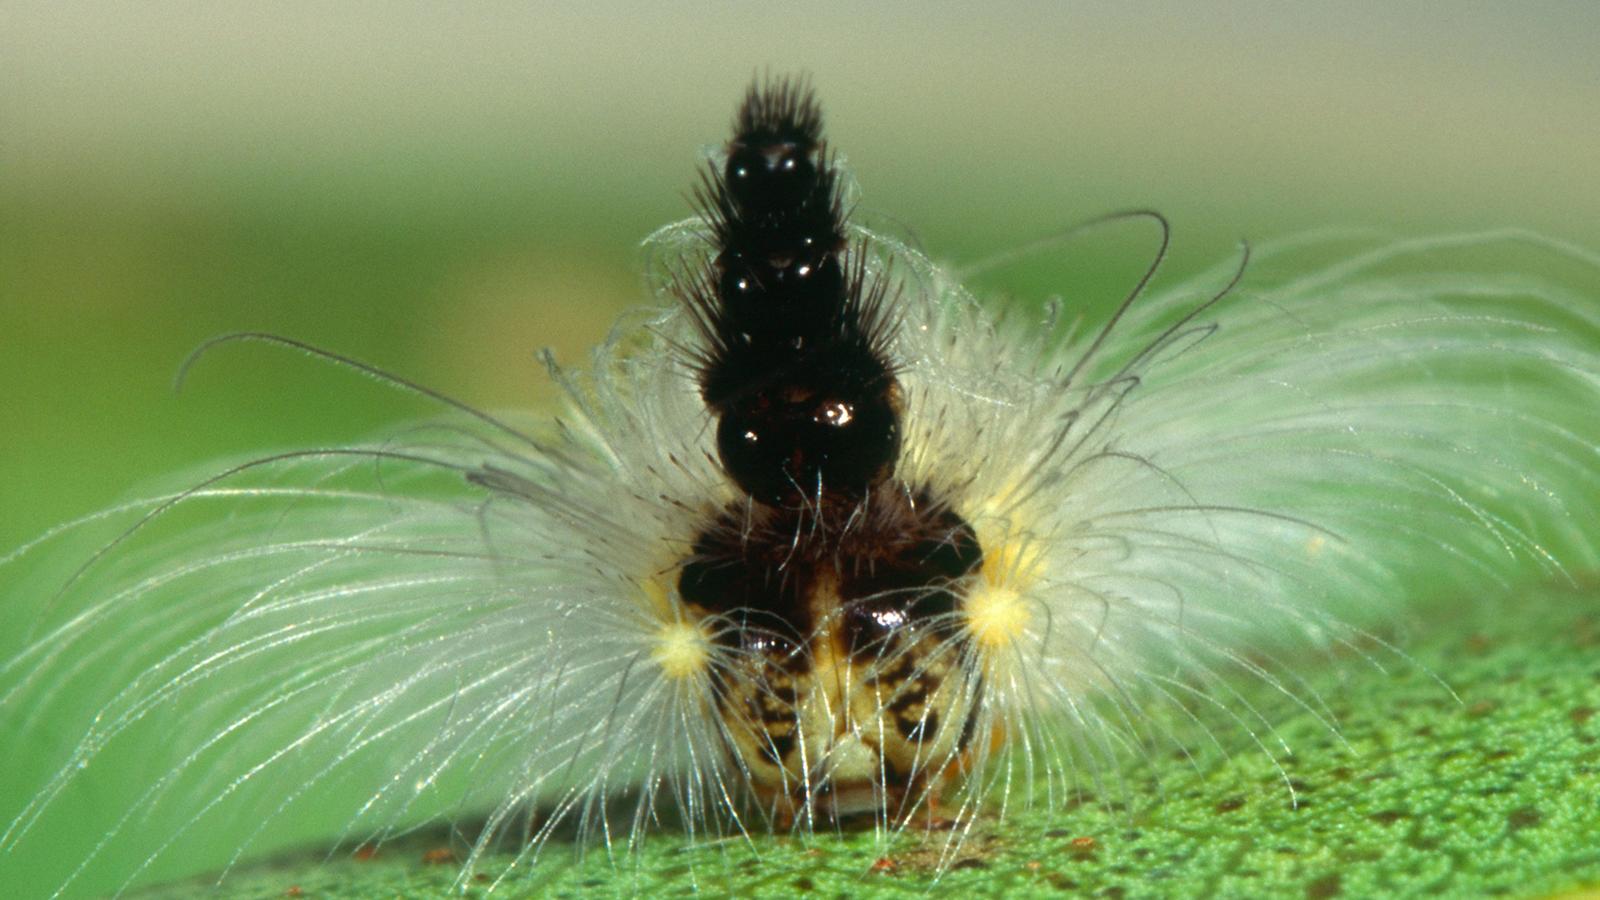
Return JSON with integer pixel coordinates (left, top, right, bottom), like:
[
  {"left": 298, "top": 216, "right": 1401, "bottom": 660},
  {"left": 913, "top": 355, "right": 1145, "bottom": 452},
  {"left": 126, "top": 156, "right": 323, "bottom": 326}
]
[
  {"left": 4, "top": 2, "right": 1600, "bottom": 895},
  {"left": 5, "top": 2, "right": 1600, "bottom": 553}
]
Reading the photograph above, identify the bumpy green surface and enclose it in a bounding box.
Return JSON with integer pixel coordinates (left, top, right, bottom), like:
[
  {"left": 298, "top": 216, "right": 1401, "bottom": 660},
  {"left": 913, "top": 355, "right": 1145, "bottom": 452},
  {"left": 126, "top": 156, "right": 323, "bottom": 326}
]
[{"left": 140, "top": 586, "right": 1600, "bottom": 899}]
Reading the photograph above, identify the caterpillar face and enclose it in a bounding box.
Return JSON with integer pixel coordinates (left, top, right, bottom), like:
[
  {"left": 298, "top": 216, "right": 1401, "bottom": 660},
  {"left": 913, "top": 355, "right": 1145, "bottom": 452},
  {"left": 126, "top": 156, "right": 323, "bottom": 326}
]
[
  {"left": 675, "top": 80, "right": 986, "bottom": 813},
  {"left": 679, "top": 493, "right": 984, "bottom": 812}
]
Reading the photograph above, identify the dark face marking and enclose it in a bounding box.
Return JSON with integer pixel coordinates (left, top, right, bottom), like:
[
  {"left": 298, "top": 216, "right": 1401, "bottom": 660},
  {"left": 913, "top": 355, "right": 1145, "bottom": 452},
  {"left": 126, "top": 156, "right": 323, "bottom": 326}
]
[
  {"left": 679, "top": 493, "right": 983, "bottom": 791},
  {"left": 838, "top": 507, "right": 981, "bottom": 655}
]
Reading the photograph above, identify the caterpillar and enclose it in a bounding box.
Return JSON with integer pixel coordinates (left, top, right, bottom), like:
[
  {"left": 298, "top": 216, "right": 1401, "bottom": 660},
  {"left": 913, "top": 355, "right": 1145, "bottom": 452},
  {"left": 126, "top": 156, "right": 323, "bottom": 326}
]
[{"left": 2, "top": 75, "right": 1598, "bottom": 897}]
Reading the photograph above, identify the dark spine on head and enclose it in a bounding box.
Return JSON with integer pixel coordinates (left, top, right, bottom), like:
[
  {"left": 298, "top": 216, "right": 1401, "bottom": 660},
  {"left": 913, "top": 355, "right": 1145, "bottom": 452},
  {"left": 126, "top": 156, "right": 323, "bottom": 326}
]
[{"left": 689, "top": 78, "right": 900, "bottom": 508}]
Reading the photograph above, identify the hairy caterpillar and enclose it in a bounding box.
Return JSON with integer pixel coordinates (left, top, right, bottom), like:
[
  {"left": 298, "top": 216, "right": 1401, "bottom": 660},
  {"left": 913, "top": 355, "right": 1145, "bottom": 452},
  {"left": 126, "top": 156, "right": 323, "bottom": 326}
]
[{"left": 2, "top": 75, "right": 1598, "bottom": 897}]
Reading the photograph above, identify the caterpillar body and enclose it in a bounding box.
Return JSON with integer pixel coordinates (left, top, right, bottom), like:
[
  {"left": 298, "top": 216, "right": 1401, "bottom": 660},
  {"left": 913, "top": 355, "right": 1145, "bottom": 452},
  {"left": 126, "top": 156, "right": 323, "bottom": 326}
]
[{"left": 3, "top": 77, "right": 1599, "bottom": 896}]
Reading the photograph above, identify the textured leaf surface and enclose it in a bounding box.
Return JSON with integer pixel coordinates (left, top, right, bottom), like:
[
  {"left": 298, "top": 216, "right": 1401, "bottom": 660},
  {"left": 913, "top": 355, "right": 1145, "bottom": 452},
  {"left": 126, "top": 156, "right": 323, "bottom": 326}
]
[{"left": 139, "top": 584, "right": 1600, "bottom": 899}]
